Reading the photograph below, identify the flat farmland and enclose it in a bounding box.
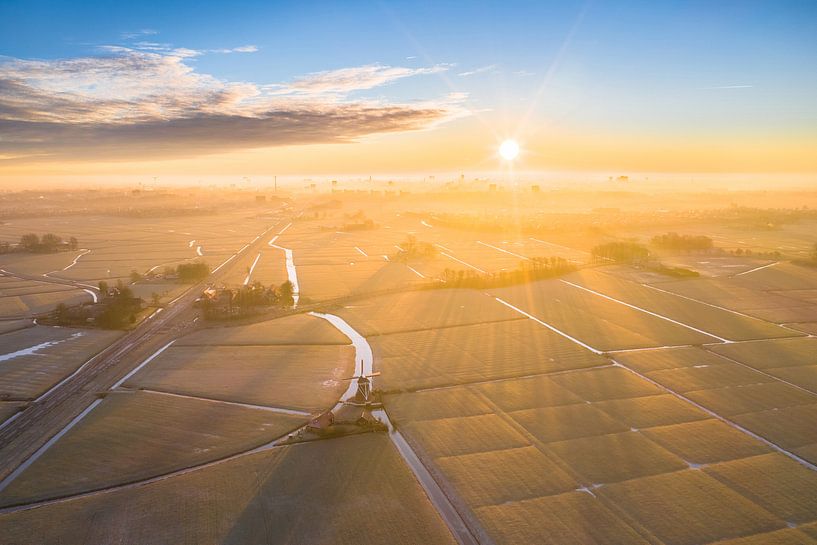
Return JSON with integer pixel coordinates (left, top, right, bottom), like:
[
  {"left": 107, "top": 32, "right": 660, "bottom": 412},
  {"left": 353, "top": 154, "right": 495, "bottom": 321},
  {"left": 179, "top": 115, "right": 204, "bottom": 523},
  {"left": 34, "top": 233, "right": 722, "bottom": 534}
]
[
  {"left": 766, "top": 365, "right": 817, "bottom": 393},
  {"left": 543, "top": 430, "right": 688, "bottom": 484},
  {"left": 711, "top": 529, "right": 817, "bottom": 544},
  {"left": 644, "top": 362, "right": 772, "bottom": 393},
  {"left": 178, "top": 313, "right": 351, "bottom": 346},
  {"left": 732, "top": 404, "right": 817, "bottom": 452},
  {"left": 789, "top": 322, "right": 817, "bottom": 335},
  {"left": 0, "top": 401, "right": 25, "bottom": 424},
  {"left": 0, "top": 434, "right": 457, "bottom": 545},
  {"left": 734, "top": 262, "right": 817, "bottom": 292},
  {"left": 659, "top": 255, "right": 777, "bottom": 277},
  {"left": 384, "top": 387, "right": 495, "bottom": 424},
  {"left": 124, "top": 344, "right": 354, "bottom": 412},
  {"left": 0, "top": 211, "right": 277, "bottom": 284},
  {"left": 656, "top": 276, "right": 815, "bottom": 315},
  {"left": 0, "top": 318, "right": 33, "bottom": 334},
  {"left": 473, "top": 374, "right": 584, "bottom": 412},
  {"left": 612, "top": 346, "right": 735, "bottom": 373},
  {"left": 546, "top": 366, "right": 662, "bottom": 401},
  {"left": 335, "top": 288, "right": 521, "bottom": 336},
  {"left": 642, "top": 418, "right": 772, "bottom": 464},
  {"left": 434, "top": 446, "right": 579, "bottom": 508},
  {"left": 475, "top": 491, "right": 651, "bottom": 545},
  {"left": 686, "top": 382, "right": 816, "bottom": 416},
  {"left": 707, "top": 337, "right": 817, "bottom": 370},
  {"left": 0, "top": 326, "right": 121, "bottom": 400},
  {"left": 0, "top": 287, "right": 91, "bottom": 319},
  {"left": 490, "top": 278, "right": 715, "bottom": 351},
  {"left": 564, "top": 269, "right": 796, "bottom": 341},
  {"left": 297, "top": 261, "right": 419, "bottom": 301},
  {"left": 0, "top": 390, "right": 306, "bottom": 506},
  {"left": 591, "top": 394, "right": 710, "bottom": 428},
  {"left": 247, "top": 249, "right": 290, "bottom": 286},
  {"left": 705, "top": 453, "right": 817, "bottom": 525},
  {"left": 401, "top": 413, "right": 530, "bottom": 458},
  {"left": 371, "top": 318, "right": 606, "bottom": 391},
  {"left": 511, "top": 403, "right": 629, "bottom": 443},
  {"left": 597, "top": 469, "right": 786, "bottom": 545}
]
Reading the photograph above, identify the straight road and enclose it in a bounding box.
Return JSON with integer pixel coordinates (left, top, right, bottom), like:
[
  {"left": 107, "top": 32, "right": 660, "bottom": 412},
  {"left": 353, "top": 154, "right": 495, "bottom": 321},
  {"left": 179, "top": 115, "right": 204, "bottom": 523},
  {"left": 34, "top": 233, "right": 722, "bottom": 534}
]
[{"left": 0, "top": 218, "right": 287, "bottom": 484}]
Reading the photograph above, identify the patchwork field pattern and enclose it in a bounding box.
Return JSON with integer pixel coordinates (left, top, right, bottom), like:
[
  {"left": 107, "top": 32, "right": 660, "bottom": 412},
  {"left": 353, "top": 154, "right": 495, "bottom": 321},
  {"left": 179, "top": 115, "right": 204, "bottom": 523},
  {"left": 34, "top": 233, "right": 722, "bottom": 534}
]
[
  {"left": 125, "top": 312, "right": 357, "bottom": 411},
  {"left": 0, "top": 326, "right": 122, "bottom": 401},
  {"left": 0, "top": 391, "right": 307, "bottom": 506},
  {"left": 0, "top": 434, "right": 457, "bottom": 545}
]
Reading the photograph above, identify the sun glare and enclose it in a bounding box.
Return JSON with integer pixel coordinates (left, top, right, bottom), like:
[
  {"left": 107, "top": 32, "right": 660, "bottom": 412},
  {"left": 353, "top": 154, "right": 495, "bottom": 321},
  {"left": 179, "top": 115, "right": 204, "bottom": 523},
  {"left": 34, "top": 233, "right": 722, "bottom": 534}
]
[{"left": 499, "top": 139, "right": 520, "bottom": 161}]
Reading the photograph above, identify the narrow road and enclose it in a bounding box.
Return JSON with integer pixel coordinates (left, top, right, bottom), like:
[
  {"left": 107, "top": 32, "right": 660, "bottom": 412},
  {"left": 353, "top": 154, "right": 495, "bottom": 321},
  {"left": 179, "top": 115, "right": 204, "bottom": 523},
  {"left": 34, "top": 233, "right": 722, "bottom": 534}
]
[{"left": 0, "top": 219, "right": 286, "bottom": 485}]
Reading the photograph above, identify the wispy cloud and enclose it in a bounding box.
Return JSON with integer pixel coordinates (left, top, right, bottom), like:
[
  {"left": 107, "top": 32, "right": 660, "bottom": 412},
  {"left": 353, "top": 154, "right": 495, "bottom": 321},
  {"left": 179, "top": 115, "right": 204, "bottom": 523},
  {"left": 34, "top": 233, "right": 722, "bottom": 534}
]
[
  {"left": 0, "top": 47, "right": 465, "bottom": 162},
  {"left": 513, "top": 70, "right": 536, "bottom": 77},
  {"left": 457, "top": 64, "right": 497, "bottom": 77},
  {"left": 700, "top": 84, "right": 754, "bottom": 90},
  {"left": 208, "top": 45, "right": 259, "bottom": 54},
  {"left": 284, "top": 64, "right": 449, "bottom": 95},
  {"left": 121, "top": 29, "right": 158, "bottom": 40}
]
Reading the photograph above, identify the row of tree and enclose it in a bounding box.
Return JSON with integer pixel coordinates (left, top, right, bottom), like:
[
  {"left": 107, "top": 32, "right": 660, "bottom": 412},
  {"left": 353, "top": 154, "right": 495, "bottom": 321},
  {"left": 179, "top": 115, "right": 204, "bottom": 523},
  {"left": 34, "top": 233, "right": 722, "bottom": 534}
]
[
  {"left": 651, "top": 232, "right": 714, "bottom": 251},
  {"left": 0, "top": 233, "right": 79, "bottom": 254},
  {"left": 393, "top": 235, "right": 438, "bottom": 262},
  {"left": 439, "top": 257, "right": 576, "bottom": 288},
  {"left": 591, "top": 242, "right": 650, "bottom": 264},
  {"left": 54, "top": 279, "right": 142, "bottom": 329},
  {"left": 201, "top": 280, "right": 295, "bottom": 319}
]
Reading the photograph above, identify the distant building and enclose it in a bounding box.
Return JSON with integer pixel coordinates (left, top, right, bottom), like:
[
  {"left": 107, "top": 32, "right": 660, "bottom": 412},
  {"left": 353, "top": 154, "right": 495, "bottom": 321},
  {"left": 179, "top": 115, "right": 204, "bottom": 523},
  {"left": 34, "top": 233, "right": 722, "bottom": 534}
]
[{"left": 531, "top": 185, "right": 540, "bottom": 192}]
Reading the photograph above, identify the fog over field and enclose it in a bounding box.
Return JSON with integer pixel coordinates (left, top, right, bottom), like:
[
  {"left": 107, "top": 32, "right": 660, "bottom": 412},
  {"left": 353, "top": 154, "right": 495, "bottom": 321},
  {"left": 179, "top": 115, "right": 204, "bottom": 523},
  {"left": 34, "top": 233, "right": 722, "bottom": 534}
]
[{"left": 0, "top": 182, "right": 816, "bottom": 544}]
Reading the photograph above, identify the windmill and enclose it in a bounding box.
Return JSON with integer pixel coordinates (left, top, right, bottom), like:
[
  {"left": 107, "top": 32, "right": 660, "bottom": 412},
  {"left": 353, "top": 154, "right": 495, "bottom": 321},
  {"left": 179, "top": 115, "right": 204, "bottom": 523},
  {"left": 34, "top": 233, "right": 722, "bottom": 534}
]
[{"left": 341, "top": 363, "right": 381, "bottom": 406}]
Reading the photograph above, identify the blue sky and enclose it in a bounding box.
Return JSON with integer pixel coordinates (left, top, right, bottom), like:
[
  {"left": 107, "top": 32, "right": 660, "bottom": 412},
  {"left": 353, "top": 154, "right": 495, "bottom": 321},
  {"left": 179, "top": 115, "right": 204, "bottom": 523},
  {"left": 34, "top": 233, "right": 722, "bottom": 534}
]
[{"left": 1, "top": 1, "right": 816, "bottom": 174}]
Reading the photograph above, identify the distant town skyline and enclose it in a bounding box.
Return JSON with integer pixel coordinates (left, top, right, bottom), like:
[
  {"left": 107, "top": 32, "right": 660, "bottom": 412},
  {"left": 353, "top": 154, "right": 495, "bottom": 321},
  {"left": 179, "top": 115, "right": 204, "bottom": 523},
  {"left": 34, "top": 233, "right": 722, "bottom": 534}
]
[{"left": 2, "top": 0, "right": 816, "bottom": 182}]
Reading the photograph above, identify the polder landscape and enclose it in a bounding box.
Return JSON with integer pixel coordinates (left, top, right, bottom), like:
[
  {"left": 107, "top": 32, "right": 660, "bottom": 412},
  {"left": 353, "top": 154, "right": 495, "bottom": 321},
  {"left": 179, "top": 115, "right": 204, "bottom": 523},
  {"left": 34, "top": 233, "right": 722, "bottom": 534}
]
[
  {"left": 3, "top": 1, "right": 817, "bottom": 543},
  {"left": 1, "top": 184, "right": 817, "bottom": 544}
]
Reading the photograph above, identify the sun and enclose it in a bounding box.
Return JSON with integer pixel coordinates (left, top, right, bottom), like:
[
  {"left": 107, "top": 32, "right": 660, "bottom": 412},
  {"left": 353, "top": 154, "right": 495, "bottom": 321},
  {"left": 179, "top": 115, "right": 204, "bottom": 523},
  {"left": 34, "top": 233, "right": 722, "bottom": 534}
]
[{"left": 499, "top": 139, "right": 520, "bottom": 161}]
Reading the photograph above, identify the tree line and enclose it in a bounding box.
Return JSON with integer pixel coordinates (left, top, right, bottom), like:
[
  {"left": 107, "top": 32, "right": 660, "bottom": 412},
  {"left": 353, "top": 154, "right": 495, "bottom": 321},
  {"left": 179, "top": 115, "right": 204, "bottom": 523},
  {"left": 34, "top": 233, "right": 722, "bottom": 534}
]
[
  {"left": 439, "top": 257, "right": 576, "bottom": 288},
  {"left": 0, "top": 233, "right": 79, "bottom": 254}
]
